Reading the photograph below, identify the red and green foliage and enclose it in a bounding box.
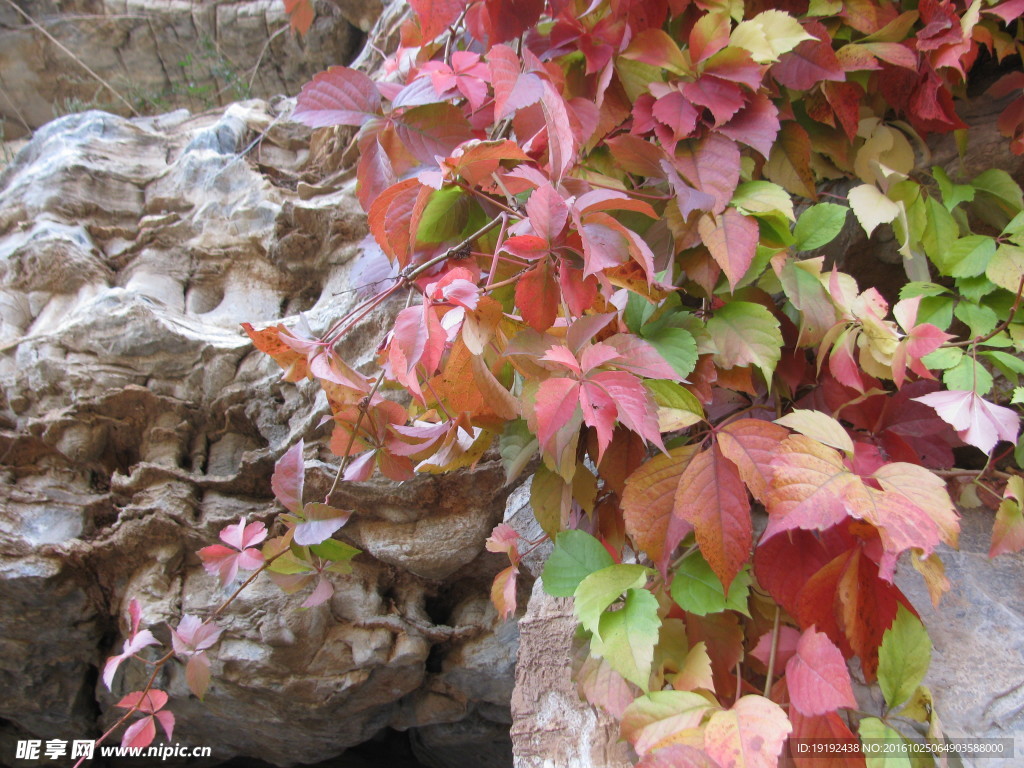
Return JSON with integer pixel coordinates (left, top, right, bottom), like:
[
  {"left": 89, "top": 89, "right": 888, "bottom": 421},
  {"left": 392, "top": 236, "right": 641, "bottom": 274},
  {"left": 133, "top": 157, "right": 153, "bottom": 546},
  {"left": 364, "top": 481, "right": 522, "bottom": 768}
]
[{"left": 101, "top": 0, "right": 1024, "bottom": 763}]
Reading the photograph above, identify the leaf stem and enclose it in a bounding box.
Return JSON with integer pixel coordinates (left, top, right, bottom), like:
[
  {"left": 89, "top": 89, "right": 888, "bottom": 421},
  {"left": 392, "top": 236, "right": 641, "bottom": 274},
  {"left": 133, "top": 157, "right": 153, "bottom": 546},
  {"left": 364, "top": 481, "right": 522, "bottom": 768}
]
[
  {"left": 944, "top": 274, "right": 1024, "bottom": 348},
  {"left": 763, "top": 605, "right": 782, "bottom": 698},
  {"left": 327, "top": 370, "right": 387, "bottom": 501}
]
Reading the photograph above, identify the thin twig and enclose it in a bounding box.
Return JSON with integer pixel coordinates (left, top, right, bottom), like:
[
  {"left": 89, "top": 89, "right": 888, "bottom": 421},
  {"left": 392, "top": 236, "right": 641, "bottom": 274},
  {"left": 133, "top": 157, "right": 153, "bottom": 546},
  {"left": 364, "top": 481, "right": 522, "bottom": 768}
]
[
  {"left": 945, "top": 274, "right": 1024, "bottom": 348},
  {"left": 327, "top": 371, "right": 386, "bottom": 501}
]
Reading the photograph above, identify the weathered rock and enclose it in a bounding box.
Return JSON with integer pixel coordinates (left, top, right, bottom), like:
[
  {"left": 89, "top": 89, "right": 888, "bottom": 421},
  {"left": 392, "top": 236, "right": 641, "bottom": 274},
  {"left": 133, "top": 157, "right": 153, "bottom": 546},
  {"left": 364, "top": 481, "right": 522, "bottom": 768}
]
[
  {"left": 510, "top": 581, "right": 633, "bottom": 768},
  {"left": 0, "top": 0, "right": 374, "bottom": 140},
  {"left": 0, "top": 99, "right": 518, "bottom": 766}
]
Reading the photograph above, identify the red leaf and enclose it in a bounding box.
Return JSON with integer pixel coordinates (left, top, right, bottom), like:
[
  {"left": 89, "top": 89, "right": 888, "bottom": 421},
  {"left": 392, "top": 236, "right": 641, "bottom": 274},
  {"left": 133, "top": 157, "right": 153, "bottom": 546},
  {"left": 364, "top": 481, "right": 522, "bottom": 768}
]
[
  {"left": 526, "top": 183, "right": 569, "bottom": 242},
  {"left": 533, "top": 377, "right": 582, "bottom": 455},
  {"left": 409, "top": 0, "right": 467, "bottom": 41},
  {"left": 786, "top": 628, "right": 857, "bottom": 716},
  {"left": 293, "top": 67, "right": 381, "bottom": 128},
  {"left": 673, "top": 134, "right": 741, "bottom": 214},
  {"left": 698, "top": 209, "right": 759, "bottom": 290},
  {"left": 674, "top": 443, "right": 751, "bottom": 591},
  {"left": 489, "top": 44, "right": 544, "bottom": 120},
  {"left": 717, "top": 418, "right": 789, "bottom": 503},
  {"left": 718, "top": 93, "right": 780, "bottom": 160},
  {"left": 622, "top": 446, "right": 700, "bottom": 569},
  {"left": 272, "top": 440, "right": 305, "bottom": 514},
  {"left": 116, "top": 689, "right": 168, "bottom": 713},
  {"left": 516, "top": 260, "right": 560, "bottom": 332},
  {"left": 242, "top": 323, "right": 310, "bottom": 382},
  {"left": 393, "top": 103, "right": 474, "bottom": 166},
  {"left": 682, "top": 77, "right": 745, "bottom": 126},
  {"left": 587, "top": 370, "right": 665, "bottom": 456},
  {"left": 773, "top": 29, "right": 846, "bottom": 91},
  {"left": 283, "top": 0, "right": 314, "bottom": 36},
  {"left": 787, "top": 710, "right": 866, "bottom": 768},
  {"left": 482, "top": 0, "right": 544, "bottom": 43}
]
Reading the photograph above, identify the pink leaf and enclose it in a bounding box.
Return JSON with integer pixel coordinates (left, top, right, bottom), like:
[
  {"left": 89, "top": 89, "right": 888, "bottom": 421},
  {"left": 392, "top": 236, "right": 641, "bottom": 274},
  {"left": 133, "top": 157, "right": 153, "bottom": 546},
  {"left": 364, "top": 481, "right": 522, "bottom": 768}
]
[
  {"left": 122, "top": 717, "right": 156, "bottom": 749},
  {"left": 489, "top": 44, "right": 544, "bottom": 120},
  {"left": 171, "top": 615, "right": 223, "bottom": 656},
  {"left": 526, "top": 183, "right": 569, "bottom": 242},
  {"left": 409, "top": 0, "right": 467, "bottom": 41},
  {"left": 486, "top": 523, "right": 520, "bottom": 556},
  {"left": 116, "top": 689, "right": 168, "bottom": 713},
  {"left": 786, "top": 627, "right": 858, "bottom": 716},
  {"left": 219, "top": 517, "right": 268, "bottom": 551},
  {"left": 272, "top": 441, "right": 305, "bottom": 513},
  {"left": 293, "top": 67, "right": 381, "bottom": 128},
  {"left": 698, "top": 209, "right": 759, "bottom": 290},
  {"left": 301, "top": 576, "right": 335, "bottom": 608},
  {"left": 294, "top": 503, "right": 351, "bottom": 546},
  {"left": 913, "top": 390, "right": 1021, "bottom": 454},
  {"left": 155, "top": 710, "right": 175, "bottom": 741},
  {"left": 533, "top": 377, "right": 582, "bottom": 454}
]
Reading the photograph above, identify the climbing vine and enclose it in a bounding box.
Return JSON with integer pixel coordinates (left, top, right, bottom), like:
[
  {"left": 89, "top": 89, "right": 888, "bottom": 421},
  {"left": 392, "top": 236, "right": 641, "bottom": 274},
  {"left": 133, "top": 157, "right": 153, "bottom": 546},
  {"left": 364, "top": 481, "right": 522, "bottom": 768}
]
[{"left": 100, "top": 0, "right": 1024, "bottom": 765}]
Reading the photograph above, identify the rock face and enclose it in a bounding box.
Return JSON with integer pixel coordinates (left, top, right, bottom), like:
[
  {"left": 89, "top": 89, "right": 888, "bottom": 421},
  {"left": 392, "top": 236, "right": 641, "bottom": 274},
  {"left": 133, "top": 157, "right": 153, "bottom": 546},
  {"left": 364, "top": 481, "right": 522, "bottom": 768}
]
[
  {"left": 0, "top": 0, "right": 376, "bottom": 139},
  {"left": 0, "top": 99, "right": 518, "bottom": 766}
]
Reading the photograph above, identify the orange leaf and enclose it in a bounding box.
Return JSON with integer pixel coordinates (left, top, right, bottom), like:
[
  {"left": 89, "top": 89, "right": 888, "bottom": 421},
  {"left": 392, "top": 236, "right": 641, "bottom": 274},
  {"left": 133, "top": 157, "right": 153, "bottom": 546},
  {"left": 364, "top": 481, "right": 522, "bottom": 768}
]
[
  {"left": 704, "top": 695, "right": 791, "bottom": 768},
  {"left": 717, "top": 418, "right": 788, "bottom": 503},
  {"left": 674, "top": 443, "right": 751, "bottom": 591},
  {"left": 622, "top": 446, "right": 700, "bottom": 569}
]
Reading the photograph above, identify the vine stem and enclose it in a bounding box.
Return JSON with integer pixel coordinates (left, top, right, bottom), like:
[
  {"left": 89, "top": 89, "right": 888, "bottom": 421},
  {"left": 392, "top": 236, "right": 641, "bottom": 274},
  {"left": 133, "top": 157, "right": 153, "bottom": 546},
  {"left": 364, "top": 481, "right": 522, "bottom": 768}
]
[
  {"left": 763, "top": 605, "right": 782, "bottom": 698},
  {"left": 402, "top": 216, "right": 506, "bottom": 284}
]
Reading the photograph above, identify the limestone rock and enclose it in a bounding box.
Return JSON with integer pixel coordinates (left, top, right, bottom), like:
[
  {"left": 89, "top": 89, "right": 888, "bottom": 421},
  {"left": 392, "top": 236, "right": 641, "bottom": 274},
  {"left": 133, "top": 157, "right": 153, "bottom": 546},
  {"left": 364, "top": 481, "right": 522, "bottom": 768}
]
[{"left": 0, "top": 99, "right": 517, "bottom": 766}]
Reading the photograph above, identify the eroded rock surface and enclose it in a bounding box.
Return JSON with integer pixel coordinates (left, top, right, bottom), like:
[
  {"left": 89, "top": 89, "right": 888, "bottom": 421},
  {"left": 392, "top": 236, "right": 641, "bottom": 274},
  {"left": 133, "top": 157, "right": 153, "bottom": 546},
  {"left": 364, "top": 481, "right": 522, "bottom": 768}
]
[{"left": 0, "top": 98, "right": 517, "bottom": 767}]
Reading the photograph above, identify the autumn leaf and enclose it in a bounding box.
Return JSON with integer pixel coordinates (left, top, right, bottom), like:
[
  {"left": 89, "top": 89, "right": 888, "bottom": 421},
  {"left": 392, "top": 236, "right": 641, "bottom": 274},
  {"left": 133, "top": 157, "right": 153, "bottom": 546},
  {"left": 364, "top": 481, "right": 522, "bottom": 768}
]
[
  {"left": 707, "top": 301, "right": 783, "bottom": 383},
  {"left": 786, "top": 627, "right": 858, "bottom": 716},
  {"left": 674, "top": 443, "right": 752, "bottom": 591},
  {"left": 622, "top": 446, "right": 699, "bottom": 569},
  {"left": 409, "top": 0, "right": 467, "bottom": 42},
  {"left": 991, "top": 475, "right": 1024, "bottom": 557},
  {"left": 621, "top": 690, "right": 715, "bottom": 757},
  {"left": 283, "top": 0, "right": 314, "bottom": 36},
  {"left": 293, "top": 67, "right": 381, "bottom": 128},
  {"left": 698, "top": 209, "right": 760, "bottom": 290},
  {"left": 717, "top": 418, "right": 789, "bottom": 503},
  {"left": 704, "top": 695, "right": 792, "bottom": 768},
  {"left": 914, "top": 389, "right": 1021, "bottom": 454}
]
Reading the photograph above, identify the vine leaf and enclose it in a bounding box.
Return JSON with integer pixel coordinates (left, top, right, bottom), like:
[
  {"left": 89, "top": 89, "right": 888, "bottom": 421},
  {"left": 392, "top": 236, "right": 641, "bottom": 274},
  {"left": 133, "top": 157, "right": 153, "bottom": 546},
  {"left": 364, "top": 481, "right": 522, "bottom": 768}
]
[
  {"left": 621, "top": 690, "right": 715, "bottom": 757},
  {"left": 717, "top": 418, "right": 789, "bottom": 503},
  {"left": 913, "top": 389, "right": 1021, "bottom": 454},
  {"left": 622, "top": 446, "right": 699, "bottom": 570},
  {"left": 271, "top": 440, "right": 305, "bottom": 514},
  {"left": 707, "top": 301, "right": 783, "bottom": 383},
  {"left": 786, "top": 627, "right": 858, "bottom": 716},
  {"left": 703, "top": 695, "right": 792, "bottom": 768},
  {"left": 877, "top": 605, "right": 931, "bottom": 710},
  {"left": 674, "top": 442, "right": 752, "bottom": 592},
  {"left": 293, "top": 67, "right": 382, "bottom": 128},
  {"left": 991, "top": 475, "right": 1024, "bottom": 557},
  {"left": 698, "top": 209, "right": 760, "bottom": 290},
  {"left": 409, "top": 0, "right": 467, "bottom": 41},
  {"left": 541, "top": 530, "right": 615, "bottom": 597},
  {"left": 591, "top": 587, "right": 661, "bottom": 690}
]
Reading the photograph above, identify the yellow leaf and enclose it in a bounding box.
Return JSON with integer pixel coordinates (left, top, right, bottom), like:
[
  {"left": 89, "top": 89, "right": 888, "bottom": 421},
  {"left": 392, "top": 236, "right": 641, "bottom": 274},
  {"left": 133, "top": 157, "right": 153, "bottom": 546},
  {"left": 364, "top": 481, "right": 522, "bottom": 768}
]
[{"left": 848, "top": 184, "right": 900, "bottom": 236}]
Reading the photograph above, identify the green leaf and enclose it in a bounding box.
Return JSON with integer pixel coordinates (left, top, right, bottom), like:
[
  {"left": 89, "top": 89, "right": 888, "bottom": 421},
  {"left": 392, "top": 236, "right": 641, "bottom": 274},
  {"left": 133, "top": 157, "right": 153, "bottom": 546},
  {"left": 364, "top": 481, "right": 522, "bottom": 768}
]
[
  {"left": 933, "top": 235, "right": 996, "bottom": 278},
  {"left": 878, "top": 605, "right": 932, "bottom": 710},
  {"left": 932, "top": 166, "right": 975, "bottom": 211},
  {"left": 899, "top": 282, "right": 951, "bottom": 300},
  {"left": 858, "top": 718, "right": 912, "bottom": 768},
  {"left": 542, "top": 530, "right": 615, "bottom": 597},
  {"left": 972, "top": 169, "right": 1024, "bottom": 213},
  {"left": 268, "top": 550, "right": 316, "bottom": 575},
  {"left": 573, "top": 564, "right": 651, "bottom": 634},
  {"left": 1012, "top": 387, "right": 1024, "bottom": 405},
  {"left": 921, "top": 198, "right": 959, "bottom": 267},
  {"left": 592, "top": 587, "right": 661, "bottom": 690},
  {"left": 954, "top": 275, "right": 998, "bottom": 304},
  {"left": 707, "top": 301, "right": 783, "bottom": 382},
  {"left": 953, "top": 300, "right": 999, "bottom": 338},
  {"left": 916, "top": 295, "right": 953, "bottom": 330},
  {"left": 499, "top": 419, "right": 539, "bottom": 486},
  {"left": 793, "top": 203, "right": 849, "bottom": 251},
  {"left": 731, "top": 181, "right": 795, "bottom": 220},
  {"left": 642, "top": 326, "right": 698, "bottom": 379},
  {"left": 670, "top": 552, "right": 752, "bottom": 617},
  {"left": 942, "top": 356, "right": 993, "bottom": 396},
  {"left": 416, "top": 187, "right": 469, "bottom": 244},
  {"left": 310, "top": 538, "right": 360, "bottom": 563},
  {"left": 981, "top": 350, "right": 1024, "bottom": 381},
  {"left": 919, "top": 346, "right": 962, "bottom": 371}
]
